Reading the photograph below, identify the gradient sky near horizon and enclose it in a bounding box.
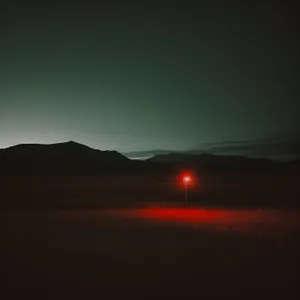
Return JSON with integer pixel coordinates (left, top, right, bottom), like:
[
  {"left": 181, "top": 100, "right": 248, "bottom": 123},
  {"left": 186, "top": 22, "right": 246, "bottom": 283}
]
[{"left": 1, "top": 0, "right": 299, "bottom": 152}]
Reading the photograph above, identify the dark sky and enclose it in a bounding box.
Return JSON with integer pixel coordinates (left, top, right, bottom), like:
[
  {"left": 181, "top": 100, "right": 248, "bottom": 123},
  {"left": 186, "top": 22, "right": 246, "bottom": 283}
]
[{"left": 1, "top": 0, "right": 299, "bottom": 153}]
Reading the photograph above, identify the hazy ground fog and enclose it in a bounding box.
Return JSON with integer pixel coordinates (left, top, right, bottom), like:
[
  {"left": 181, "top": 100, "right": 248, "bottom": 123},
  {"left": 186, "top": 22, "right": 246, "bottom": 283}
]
[{"left": 2, "top": 206, "right": 300, "bottom": 299}]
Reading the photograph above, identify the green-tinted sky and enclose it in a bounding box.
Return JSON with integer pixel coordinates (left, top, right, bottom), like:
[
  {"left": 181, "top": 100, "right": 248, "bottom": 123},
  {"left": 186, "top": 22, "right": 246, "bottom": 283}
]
[{"left": 1, "top": 0, "right": 299, "bottom": 152}]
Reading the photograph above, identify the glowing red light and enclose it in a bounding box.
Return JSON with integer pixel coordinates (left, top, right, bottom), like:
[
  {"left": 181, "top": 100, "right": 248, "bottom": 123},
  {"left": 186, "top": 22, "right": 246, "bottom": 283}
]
[
  {"left": 183, "top": 176, "right": 192, "bottom": 183},
  {"left": 177, "top": 171, "right": 197, "bottom": 189}
]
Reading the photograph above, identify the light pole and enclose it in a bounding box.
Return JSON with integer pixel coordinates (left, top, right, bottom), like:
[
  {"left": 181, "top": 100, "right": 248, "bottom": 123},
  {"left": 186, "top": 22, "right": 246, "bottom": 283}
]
[{"left": 183, "top": 175, "right": 191, "bottom": 206}]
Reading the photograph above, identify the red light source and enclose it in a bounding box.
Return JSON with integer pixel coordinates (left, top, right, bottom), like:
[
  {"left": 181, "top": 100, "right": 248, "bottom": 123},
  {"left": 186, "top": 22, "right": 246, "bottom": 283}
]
[
  {"left": 183, "top": 175, "right": 192, "bottom": 184},
  {"left": 178, "top": 172, "right": 195, "bottom": 205}
]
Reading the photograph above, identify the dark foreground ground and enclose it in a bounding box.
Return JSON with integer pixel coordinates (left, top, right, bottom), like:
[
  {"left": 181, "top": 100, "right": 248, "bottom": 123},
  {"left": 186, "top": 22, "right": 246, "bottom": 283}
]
[{"left": 1, "top": 206, "right": 300, "bottom": 300}]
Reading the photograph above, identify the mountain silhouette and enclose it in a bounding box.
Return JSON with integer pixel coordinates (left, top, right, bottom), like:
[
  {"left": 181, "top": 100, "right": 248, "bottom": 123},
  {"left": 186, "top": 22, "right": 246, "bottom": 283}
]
[
  {"left": 125, "top": 137, "right": 300, "bottom": 161},
  {"left": 0, "top": 141, "right": 299, "bottom": 175},
  {"left": 147, "top": 152, "right": 276, "bottom": 172},
  {"left": 0, "top": 141, "right": 299, "bottom": 210},
  {"left": 0, "top": 141, "right": 129, "bottom": 174}
]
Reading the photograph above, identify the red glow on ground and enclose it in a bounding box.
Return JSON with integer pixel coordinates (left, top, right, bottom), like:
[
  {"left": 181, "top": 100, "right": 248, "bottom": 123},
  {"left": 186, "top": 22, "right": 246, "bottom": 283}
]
[{"left": 105, "top": 207, "right": 300, "bottom": 235}]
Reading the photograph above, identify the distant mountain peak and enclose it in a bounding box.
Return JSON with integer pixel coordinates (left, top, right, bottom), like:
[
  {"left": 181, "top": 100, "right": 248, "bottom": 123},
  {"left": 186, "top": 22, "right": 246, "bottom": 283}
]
[
  {"left": 0, "top": 141, "right": 130, "bottom": 172},
  {"left": 65, "top": 140, "right": 81, "bottom": 145},
  {"left": 55, "top": 140, "right": 92, "bottom": 148}
]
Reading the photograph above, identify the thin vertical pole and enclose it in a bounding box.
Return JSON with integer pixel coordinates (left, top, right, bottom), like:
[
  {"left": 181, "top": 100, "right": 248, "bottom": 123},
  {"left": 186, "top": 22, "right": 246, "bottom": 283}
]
[{"left": 185, "top": 183, "right": 188, "bottom": 206}]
